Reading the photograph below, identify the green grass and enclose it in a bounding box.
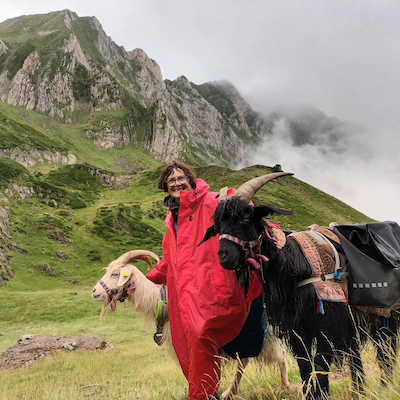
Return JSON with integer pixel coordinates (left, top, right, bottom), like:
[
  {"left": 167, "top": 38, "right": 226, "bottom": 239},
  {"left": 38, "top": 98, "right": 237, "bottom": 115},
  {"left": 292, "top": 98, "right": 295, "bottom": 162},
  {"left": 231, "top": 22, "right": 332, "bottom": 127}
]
[
  {"left": 0, "top": 104, "right": 69, "bottom": 152},
  {"left": 0, "top": 288, "right": 187, "bottom": 399},
  {"left": 0, "top": 285, "right": 399, "bottom": 399},
  {"left": 0, "top": 157, "right": 30, "bottom": 188}
]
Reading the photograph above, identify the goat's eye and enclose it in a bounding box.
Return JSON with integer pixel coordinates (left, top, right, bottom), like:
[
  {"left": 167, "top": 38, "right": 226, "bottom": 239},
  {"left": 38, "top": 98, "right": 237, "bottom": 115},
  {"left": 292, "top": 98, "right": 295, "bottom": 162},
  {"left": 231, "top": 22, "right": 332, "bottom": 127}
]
[
  {"left": 111, "top": 272, "right": 119, "bottom": 278},
  {"left": 242, "top": 217, "right": 250, "bottom": 224}
]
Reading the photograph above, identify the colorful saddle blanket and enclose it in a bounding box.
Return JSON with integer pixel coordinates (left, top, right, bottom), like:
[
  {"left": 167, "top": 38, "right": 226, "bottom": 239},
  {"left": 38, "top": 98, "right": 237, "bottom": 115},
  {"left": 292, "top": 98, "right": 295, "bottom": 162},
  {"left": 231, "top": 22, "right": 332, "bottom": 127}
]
[{"left": 289, "top": 230, "right": 348, "bottom": 303}]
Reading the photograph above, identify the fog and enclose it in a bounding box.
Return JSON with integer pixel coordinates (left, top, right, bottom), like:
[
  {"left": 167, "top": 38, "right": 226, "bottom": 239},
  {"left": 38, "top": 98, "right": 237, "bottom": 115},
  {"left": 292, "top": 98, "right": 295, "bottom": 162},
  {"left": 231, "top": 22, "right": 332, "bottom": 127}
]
[{"left": 1, "top": 0, "right": 399, "bottom": 222}]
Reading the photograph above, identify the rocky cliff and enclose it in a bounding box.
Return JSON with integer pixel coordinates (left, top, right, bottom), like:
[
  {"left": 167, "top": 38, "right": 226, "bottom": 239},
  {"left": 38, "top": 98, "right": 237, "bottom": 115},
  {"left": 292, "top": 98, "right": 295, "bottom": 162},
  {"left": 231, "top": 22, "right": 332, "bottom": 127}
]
[
  {"left": 0, "top": 205, "right": 13, "bottom": 284},
  {"left": 0, "top": 9, "right": 270, "bottom": 167}
]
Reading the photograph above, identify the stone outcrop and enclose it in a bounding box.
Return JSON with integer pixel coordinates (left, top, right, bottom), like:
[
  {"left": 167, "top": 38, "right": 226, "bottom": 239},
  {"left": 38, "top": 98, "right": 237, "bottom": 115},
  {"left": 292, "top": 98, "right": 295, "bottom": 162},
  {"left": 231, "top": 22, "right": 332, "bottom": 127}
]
[
  {"left": 1, "top": 51, "right": 42, "bottom": 110},
  {"left": 0, "top": 147, "right": 77, "bottom": 168},
  {"left": 0, "top": 206, "right": 13, "bottom": 286},
  {"left": 94, "top": 172, "right": 135, "bottom": 190},
  {"left": 90, "top": 17, "right": 125, "bottom": 69},
  {"left": 3, "top": 182, "right": 35, "bottom": 200},
  {"left": 81, "top": 124, "right": 130, "bottom": 150},
  {"left": 126, "top": 48, "right": 167, "bottom": 103},
  {"left": 0, "top": 39, "right": 7, "bottom": 56},
  {"left": 143, "top": 76, "right": 271, "bottom": 165},
  {"left": 145, "top": 99, "right": 185, "bottom": 162},
  {"left": 63, "top": 33, "right": 92, "bottom": 72}
]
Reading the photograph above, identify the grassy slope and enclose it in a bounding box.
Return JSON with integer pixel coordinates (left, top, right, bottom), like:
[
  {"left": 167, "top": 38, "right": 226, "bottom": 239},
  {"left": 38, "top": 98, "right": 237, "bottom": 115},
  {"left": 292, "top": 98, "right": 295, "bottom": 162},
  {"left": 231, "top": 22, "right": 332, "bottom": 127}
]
[{"left": 0, "top": 103, "right": 386, "bottom": 399}]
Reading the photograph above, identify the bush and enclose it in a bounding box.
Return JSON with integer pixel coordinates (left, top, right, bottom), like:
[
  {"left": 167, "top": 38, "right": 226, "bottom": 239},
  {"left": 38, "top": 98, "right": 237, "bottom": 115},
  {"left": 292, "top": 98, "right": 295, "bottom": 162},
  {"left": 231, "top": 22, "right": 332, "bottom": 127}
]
[
  {"left": 91, "top": 204, "right": 163, "bottom": 251},
  {"left": 0, "top": 157, "right": 29, "bottom": 188}
]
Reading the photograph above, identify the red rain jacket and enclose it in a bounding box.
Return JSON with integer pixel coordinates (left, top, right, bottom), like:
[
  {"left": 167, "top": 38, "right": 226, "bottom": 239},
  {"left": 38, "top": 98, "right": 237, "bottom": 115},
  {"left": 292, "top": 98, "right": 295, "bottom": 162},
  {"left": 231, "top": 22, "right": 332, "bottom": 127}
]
[{"left": 147, "top": 179, "right": 262, "bottom": 400}]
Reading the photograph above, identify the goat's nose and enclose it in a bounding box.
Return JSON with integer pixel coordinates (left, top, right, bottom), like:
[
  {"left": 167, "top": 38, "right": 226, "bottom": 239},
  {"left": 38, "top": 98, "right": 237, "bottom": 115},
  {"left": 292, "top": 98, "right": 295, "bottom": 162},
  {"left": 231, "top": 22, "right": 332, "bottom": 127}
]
[
  {"left": 218, "top": 249, "right": 237, "bottom": 270},
  {"left": 218, "top": 249, "right": 228, "bottom": 262},
  {"left": 92, "top": 288, "right": 96, "bottom": 293}
]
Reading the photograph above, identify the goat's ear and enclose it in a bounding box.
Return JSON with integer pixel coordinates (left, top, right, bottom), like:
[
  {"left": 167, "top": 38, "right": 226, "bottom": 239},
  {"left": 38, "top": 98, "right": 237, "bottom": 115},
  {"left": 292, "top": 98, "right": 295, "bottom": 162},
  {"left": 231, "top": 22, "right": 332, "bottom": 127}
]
[
  {"left": 254, "top": 205, "right": 294, "bottom": 221},
  {"left": 117, "top": 268, "right": 132, "bottom": 286},
  {"left": 197, "top": 224, "right": 219, "bottom": 247}
]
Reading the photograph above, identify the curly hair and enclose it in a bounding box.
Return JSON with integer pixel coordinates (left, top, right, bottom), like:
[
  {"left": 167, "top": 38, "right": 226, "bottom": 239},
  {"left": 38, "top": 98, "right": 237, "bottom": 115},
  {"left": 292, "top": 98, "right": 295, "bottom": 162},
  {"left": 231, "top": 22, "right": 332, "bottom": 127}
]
[{"left": 158, "top": 161, "right": 197, "bottom": 192}]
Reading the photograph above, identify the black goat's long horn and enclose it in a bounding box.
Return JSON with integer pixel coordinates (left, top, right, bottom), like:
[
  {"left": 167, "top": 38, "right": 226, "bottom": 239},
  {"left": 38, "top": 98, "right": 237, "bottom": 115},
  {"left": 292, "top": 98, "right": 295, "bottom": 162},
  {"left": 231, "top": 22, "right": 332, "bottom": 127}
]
[
  {"left": 116, "top": 250, "right": 160, "bottom": 269},
  {"left": 233, "top": 172, "right": 294, "bottom": 203}
]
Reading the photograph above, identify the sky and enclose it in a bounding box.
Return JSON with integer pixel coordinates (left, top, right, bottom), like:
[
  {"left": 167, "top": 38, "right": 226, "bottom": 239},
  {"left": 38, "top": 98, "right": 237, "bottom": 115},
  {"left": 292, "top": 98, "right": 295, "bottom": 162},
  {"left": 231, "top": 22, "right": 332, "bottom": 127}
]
[{"left": 1, "top": 0, "right": 399, "bottom": 223}]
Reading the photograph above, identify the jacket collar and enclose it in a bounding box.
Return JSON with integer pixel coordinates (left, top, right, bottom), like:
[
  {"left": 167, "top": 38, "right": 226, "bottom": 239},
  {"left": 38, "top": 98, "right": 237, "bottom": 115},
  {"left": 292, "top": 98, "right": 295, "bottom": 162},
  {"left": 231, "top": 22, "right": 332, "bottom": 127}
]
[
  {"left": 164, "top": 195, "right": 180, "bottom": 211},
  {"left": 163, "top": 179, "right": 210, "bottom": 211}
]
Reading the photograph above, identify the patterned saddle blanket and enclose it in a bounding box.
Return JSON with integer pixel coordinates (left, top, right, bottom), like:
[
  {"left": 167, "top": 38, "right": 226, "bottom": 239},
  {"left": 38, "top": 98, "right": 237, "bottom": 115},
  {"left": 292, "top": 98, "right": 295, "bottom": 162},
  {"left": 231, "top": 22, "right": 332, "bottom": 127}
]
[{"left": 289, "top": 230, "right": 348, "bottom": 303}]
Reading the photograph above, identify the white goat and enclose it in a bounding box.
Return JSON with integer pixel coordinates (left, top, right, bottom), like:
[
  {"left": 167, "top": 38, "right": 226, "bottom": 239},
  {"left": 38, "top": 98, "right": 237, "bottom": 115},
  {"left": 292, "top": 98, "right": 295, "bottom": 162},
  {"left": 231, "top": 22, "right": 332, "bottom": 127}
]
[{"left": 92, "top": 250, "right": 289, "bottom": 399}]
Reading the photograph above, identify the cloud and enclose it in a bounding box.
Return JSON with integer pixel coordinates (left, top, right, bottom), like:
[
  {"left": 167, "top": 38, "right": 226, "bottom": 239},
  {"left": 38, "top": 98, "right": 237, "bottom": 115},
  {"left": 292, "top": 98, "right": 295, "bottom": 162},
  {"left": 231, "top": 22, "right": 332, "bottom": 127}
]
[{"left": 247, "top": 112, "right": 400, "bottom": 224}]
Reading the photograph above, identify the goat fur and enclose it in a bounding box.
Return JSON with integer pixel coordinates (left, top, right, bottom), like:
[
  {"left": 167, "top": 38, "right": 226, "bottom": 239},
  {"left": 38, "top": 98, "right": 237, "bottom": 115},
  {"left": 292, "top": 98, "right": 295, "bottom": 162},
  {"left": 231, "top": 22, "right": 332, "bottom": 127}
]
[{"left": 93, "top": 257, "right": 289, "bottom": 399}]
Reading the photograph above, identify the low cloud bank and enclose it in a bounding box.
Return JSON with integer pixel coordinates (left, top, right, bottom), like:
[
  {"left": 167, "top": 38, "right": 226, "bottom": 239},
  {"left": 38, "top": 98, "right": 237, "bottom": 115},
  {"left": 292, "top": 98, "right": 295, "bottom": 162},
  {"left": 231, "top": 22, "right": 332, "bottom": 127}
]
[{"left": 243, "top": 111, "right": 400, "bottom": 224}]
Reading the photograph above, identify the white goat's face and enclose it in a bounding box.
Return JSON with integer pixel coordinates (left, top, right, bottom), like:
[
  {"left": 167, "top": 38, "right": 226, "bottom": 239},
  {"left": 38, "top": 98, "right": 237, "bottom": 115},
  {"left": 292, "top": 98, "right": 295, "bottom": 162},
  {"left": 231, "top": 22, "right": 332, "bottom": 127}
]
[{"left": 92, "top": 261, "right": 133, "bottom": 302}]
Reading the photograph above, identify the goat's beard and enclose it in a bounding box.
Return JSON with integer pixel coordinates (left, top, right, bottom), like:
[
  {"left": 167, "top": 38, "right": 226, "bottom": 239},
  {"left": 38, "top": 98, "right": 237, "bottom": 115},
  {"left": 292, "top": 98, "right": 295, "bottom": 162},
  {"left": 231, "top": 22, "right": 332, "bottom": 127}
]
[
  {"left": 99, "top": 287, "right": 125, "bottom": 317},
  {"left": 100, "top": 301, "right": 109, "bottom": 318}
]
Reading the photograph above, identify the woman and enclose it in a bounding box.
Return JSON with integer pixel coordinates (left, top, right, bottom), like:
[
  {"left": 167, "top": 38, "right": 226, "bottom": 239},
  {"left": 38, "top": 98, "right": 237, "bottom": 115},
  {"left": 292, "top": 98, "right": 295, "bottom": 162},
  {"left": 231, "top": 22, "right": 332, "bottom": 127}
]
[{"left": 146, "top": 161, "right": 263, "bottom": 400}]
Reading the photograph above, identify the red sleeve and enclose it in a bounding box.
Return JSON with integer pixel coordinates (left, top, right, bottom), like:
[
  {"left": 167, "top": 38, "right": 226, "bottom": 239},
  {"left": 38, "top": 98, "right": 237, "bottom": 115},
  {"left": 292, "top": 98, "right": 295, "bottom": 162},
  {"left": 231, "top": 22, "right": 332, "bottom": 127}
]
[{"left": 146, "top": 257, "right": 168, "bottom": 285}]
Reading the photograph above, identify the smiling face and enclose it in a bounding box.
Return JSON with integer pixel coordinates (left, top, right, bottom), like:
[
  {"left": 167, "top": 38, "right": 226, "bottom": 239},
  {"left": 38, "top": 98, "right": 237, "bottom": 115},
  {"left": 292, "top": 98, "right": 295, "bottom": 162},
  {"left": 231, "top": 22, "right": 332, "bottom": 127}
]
[{"left": 166, "top": 168, "right": 192, "bottom": 202}]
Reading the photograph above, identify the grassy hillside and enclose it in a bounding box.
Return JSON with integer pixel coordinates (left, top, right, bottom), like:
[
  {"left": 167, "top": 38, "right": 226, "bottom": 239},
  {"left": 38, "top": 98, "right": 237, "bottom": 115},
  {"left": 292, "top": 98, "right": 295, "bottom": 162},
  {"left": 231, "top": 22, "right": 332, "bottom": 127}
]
[{"left": 1, "top": 162, "right": 374, "bottom": 286}]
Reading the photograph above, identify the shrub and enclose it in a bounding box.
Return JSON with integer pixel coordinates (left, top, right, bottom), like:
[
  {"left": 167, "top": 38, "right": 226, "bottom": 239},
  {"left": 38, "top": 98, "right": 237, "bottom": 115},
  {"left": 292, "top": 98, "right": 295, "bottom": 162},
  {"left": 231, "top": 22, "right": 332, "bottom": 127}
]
[{"left": 0, "top": 157, "right": 29, "bottom": 188}]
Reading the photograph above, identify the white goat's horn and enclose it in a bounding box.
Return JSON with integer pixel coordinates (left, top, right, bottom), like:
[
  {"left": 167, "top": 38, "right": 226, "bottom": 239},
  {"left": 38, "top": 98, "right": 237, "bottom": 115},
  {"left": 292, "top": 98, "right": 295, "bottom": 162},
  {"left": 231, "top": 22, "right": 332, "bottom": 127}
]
[
  {"left": 219, "top": 186, "right": 228, "bottom": 201},
  {"left": 116, "top": 250, "right": 160, "bottom": 269},
  {"left": 233, "top": 172, "right": 294, "bottom": 203}
]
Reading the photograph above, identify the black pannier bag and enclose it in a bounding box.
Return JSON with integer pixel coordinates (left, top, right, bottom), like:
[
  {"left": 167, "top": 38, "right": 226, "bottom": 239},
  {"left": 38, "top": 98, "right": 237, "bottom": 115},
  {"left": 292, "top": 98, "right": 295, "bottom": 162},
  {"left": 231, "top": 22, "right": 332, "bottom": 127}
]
[
  {"left": 334, "top": 221, "right": 400, "bottom": 308},
  {"left": 222, "top": 294, "right": 268, "bottom": 359}
]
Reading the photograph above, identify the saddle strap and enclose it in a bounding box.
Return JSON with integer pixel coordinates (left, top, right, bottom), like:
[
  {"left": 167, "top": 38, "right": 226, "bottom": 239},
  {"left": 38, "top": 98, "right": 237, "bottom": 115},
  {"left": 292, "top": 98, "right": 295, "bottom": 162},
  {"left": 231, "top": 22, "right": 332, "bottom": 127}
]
[
  {"left": 298, "top": 271, "right": 349, "bottom": 287},
  {"left": 312, "top": 226, "right": 341, "bottom": 245}
]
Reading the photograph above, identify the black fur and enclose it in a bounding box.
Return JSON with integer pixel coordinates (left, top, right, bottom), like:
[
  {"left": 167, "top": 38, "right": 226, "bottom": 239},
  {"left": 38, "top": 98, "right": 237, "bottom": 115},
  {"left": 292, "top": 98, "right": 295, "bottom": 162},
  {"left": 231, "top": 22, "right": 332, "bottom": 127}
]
[{"left": 207, "top": 197, "right": 399, "bottom": 400}]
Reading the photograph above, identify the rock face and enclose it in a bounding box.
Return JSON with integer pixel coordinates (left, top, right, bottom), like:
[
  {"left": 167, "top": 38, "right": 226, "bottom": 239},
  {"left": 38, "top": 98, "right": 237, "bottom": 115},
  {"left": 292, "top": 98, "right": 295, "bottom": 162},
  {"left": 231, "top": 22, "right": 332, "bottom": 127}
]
[
  {"left": 126, "top": 48, "right": 167, "bottom": 103},
  {"left": 0, "top": 205, "right": 13, "bottom": 285},
  {"left": 0, "top": 39, "right": 8, "bottom": 57},
  {"left": 3, "top": 51, "right": 42, "bottom": 110},
  {"left": 0, "top": 9, "right": 271, "bottom": 167},
  {"left": 0, "top": 148, "right": 77, "bottom": 168}
]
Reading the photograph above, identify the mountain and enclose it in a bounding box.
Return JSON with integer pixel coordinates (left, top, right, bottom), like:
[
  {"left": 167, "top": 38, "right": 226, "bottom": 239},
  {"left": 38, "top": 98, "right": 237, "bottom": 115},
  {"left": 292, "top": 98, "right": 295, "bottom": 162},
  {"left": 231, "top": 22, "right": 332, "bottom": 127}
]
[
  {"left": 0, "top": 10, "right": 272, "bottom": 167},
  {"left": 0, "top": 10, "right": 374, "bottom": 286}
]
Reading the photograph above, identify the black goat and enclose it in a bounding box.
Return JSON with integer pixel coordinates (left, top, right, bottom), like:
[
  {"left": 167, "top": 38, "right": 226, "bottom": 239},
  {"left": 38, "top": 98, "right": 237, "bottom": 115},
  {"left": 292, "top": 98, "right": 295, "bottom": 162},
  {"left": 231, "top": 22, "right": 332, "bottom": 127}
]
[{"left": 200, "top": 173, "right": 398, "bottom": 400}]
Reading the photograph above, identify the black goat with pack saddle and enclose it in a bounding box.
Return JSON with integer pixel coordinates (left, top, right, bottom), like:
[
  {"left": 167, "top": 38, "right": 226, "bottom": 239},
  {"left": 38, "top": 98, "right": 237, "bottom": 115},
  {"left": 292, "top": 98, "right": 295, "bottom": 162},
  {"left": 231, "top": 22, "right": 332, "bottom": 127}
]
[{"left": 199, "top": 172, "right": 399, "bottom": 400}]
